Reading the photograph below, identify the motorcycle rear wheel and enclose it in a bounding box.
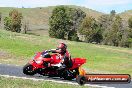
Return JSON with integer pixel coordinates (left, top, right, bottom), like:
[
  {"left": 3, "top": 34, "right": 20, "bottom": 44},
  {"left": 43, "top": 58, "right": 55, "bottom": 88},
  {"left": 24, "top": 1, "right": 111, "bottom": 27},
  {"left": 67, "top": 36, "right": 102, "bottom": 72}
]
[
  {"left": 76, "top": 75, "right": 86, "bottom": 85},
  {"left": 61, "top": 70, "right": 73, "bottom": 80}
]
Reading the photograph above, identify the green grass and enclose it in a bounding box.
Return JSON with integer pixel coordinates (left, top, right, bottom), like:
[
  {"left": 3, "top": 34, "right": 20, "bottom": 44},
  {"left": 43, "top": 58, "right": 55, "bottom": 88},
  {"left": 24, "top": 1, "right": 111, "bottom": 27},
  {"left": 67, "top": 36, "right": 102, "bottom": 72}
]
[
  {"left": 0, "top": 77, "right": 88, "bottom": 88},
  {"left": 0, "top": 29, "right": 132, "bottom": 75}
]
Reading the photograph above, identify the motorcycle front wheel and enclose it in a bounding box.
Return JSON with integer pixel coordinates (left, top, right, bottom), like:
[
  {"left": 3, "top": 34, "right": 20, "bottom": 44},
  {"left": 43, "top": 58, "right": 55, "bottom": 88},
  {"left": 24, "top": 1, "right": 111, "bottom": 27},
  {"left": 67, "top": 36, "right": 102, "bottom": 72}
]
[{"left": 23, "top": 63, "right": 36, "bottom": 75}]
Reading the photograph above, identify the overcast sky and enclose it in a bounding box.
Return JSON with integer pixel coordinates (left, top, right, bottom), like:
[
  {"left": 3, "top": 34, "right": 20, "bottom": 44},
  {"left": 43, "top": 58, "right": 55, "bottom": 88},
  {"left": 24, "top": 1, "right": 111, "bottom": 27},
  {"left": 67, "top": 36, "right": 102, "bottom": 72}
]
[{"left": 0, "top": 0, "right": 132, "bottom": 13}]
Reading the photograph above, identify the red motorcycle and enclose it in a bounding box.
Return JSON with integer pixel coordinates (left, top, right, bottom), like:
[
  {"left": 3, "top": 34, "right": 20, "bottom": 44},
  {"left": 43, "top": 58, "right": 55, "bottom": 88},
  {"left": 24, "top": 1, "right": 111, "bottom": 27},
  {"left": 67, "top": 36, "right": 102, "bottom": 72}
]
[{"left": 23, "top": 51, "right": 86, "bottom": 80}]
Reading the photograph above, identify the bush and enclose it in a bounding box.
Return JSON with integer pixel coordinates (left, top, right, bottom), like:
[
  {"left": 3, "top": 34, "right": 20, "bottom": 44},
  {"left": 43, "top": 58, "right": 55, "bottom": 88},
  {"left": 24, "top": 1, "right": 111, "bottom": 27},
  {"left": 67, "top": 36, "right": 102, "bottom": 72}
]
[{"left": 4, "top": 9, "right": 22, "bottom": 33}]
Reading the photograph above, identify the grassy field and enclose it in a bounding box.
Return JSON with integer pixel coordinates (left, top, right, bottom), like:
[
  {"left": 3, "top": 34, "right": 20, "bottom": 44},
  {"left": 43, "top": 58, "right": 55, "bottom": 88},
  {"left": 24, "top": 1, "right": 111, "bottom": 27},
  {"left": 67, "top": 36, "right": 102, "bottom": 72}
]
[
  {"left": 0, "top": 77, "right": 89, "bottom": 88},
  {"left": 0, "top": 29, "right": 132, "bottom": 75}
]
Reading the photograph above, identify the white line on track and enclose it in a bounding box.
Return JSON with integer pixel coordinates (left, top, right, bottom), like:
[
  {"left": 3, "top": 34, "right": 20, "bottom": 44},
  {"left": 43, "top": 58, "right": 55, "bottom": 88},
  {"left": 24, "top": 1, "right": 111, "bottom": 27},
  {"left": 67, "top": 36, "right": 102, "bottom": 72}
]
[
  {"left": 0, "top": 63, "right": 21, "bottom": 67},
  {"left": 0, "top": 74, "right": 115, "bottom": 88}
]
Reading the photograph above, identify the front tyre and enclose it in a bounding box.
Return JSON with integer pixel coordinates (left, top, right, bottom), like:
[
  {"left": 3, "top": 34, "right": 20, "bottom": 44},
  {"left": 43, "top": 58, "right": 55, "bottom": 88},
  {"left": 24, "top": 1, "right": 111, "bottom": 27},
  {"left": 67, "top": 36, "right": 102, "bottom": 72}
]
[{"left": 23, "top": 63, "right": 36, "bottom": 75}]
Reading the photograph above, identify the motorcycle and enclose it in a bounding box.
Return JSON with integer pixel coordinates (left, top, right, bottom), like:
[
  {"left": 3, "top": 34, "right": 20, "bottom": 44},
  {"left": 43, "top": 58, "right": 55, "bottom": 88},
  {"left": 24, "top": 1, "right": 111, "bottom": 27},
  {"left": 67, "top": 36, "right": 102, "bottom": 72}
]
[{"left": 23, "top": 51, "right": 86, "bottom": 80}]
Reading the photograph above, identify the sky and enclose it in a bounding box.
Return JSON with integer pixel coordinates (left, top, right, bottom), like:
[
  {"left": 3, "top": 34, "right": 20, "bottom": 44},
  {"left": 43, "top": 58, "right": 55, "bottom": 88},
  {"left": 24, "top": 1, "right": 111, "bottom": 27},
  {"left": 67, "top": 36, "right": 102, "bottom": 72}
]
[{"left": 0, "top": 0, "right": 132, "bottom": 13}]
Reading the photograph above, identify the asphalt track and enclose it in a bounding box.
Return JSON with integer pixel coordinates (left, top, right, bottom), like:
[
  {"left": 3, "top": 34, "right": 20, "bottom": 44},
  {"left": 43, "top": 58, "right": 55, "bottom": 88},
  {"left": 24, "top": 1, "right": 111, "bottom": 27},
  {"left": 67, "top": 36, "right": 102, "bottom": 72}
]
[{"left": 0, "top": 63, "right": 131, "bottom": 88}]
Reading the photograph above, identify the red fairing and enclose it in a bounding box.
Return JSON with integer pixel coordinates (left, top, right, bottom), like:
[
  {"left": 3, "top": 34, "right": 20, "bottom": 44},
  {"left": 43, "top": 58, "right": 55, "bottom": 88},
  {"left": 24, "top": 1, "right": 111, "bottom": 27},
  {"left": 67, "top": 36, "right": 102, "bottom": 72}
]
[
  {"left": 70, "top": 58, "right": 86, "bottom": 70},
  {"left": 50, "top": 54, "right": 61, "bottom": 64},
  {"left": 29, "top": 52, "right": 61, "bottom": 70},
  {"left": 34, "top": 52, "right": 42, "bottom": 60},
  {"left": 29, "top": 52, "right": 44, "bottom": 70}
]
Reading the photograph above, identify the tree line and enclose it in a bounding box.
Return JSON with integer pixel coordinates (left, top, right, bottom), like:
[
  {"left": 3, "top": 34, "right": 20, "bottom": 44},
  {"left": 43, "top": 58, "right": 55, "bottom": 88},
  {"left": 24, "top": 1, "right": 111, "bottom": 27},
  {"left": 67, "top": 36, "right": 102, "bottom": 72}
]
[
  {"left": 80, "top": 10, "right": 132, "bottom": 48},
  {"left": 49, "top": 6, "right": 132, "bottom": 48}
]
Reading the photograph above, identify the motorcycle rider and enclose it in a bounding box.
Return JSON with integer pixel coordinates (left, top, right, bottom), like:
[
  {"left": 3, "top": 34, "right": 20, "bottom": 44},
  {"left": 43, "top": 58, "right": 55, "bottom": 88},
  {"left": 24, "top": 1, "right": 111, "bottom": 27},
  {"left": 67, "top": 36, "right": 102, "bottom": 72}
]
[{"left": 44, "top": 42, "right": 72, "bottom": 70}]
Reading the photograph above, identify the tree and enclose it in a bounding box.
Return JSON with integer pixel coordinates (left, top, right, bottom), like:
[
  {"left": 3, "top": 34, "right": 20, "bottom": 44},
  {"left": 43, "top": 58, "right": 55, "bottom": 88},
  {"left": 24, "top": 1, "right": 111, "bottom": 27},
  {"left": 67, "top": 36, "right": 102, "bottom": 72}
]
[
  {"left": 125, "top": 15, "right": 132, "bottom": 47},
  {"left": 128, "top": 16, "right": 132, "bottom": 28},
  {"left": 79, "top": 16, "right": 102, "bottom": 43},
  {"left": 4, "top": 9, "right": 22, "bottom": 33},
  {"left": 98, "top": 15, "right": 109, "bottom": 30},
  {"left": 4, "top": 17, "right": 12, "bottom": 31},
  {"left": 101, "top": 15, "right": 124, "bottom": 46},
  {"left": 67, "top": 8, "right": 86, "bottom": 41},
  {"left": 0, "top": 12, "right": 1, "bottom": 23},
  {"left": 0, "top": 12, "right": 2, "bottom": 28},
  {"left": 109, "top": 15, "right": 123, "bottom": 46},
  {"left": 49, "top": 6, "right": 70, "bottom": 39},
  {"left": 121, "top": 29, "right": 132, "bottom": 48},
  {"left": 22, "top": 19, "right": 29, "bottom": 34},
  {"left": 110, "top": 10, "right": 116, "bottom": 17},
  {"left": 49, "top": 6, "right": 86, "bottom": 41}
]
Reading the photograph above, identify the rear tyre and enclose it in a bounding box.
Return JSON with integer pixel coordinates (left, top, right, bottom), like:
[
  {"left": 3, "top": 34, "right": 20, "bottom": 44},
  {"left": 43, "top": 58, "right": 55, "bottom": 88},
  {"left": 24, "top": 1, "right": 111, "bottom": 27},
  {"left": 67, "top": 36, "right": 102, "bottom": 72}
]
[
  {"left": 62, "top": 70, "right": 73, "bottom": 80},
  {"left": 76, "top": 75, "right": 86, "bottom": 85},
  {"left": 23, "top": 63, "right": 36, "bottom": 75}
]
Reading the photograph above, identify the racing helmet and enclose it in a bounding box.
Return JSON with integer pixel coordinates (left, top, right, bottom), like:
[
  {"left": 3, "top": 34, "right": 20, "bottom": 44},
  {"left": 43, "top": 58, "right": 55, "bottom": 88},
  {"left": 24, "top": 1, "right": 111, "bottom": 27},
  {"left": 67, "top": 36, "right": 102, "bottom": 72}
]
[{"left": 57, "top": 42, "right": 67, "bottom": 51}]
